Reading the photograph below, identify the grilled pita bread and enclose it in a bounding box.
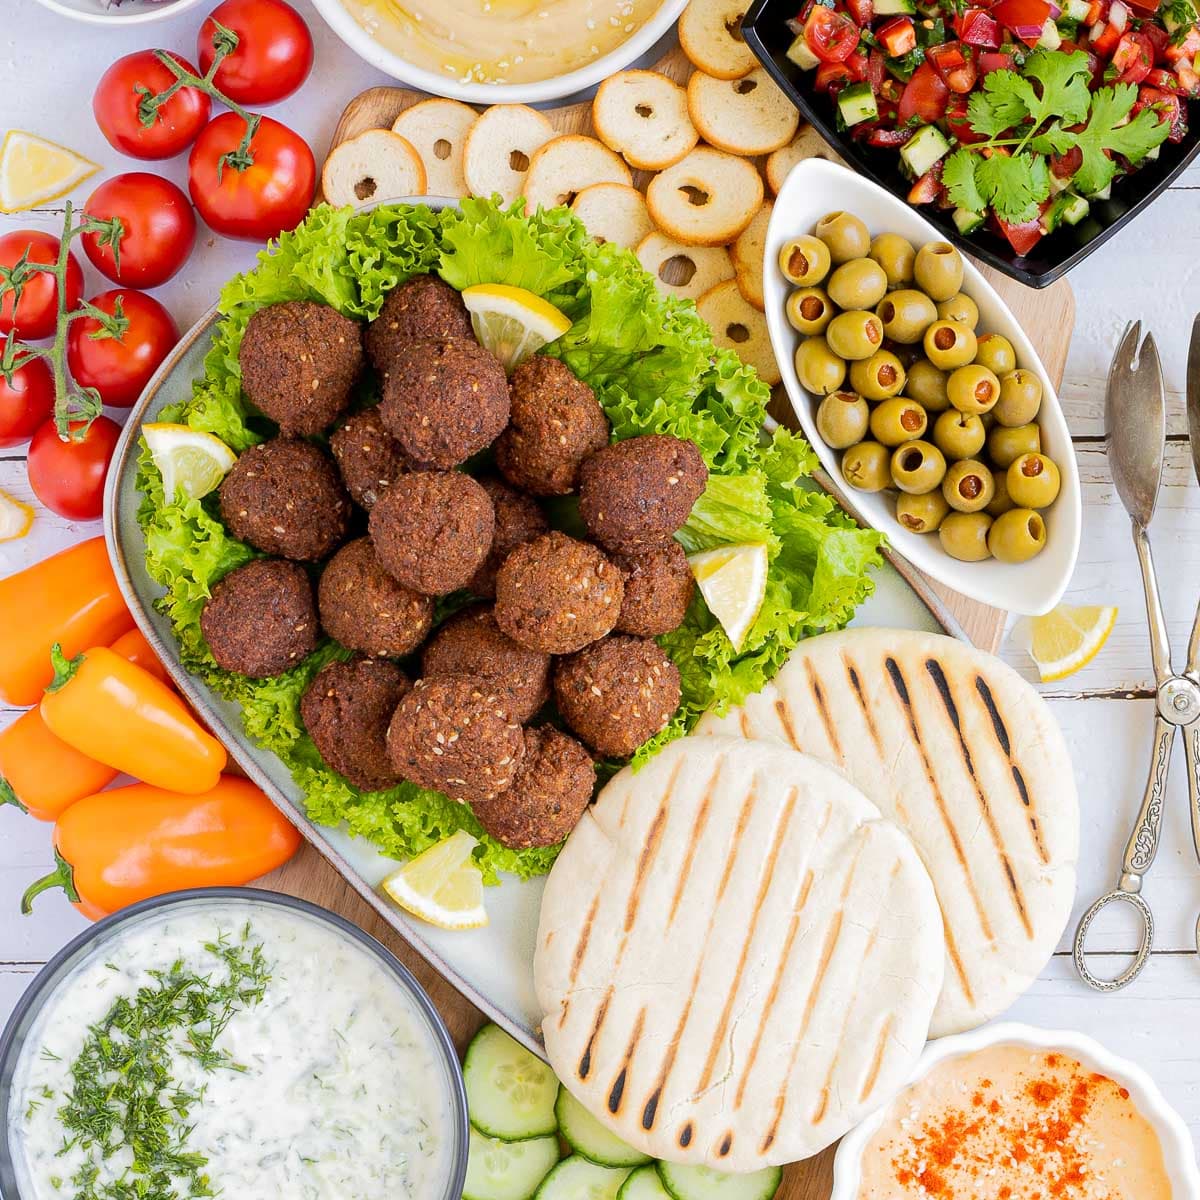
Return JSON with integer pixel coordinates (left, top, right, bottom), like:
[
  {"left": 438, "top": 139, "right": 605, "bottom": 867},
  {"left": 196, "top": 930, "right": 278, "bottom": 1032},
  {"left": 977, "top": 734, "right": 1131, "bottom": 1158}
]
[
  {"left": 534, "top": 735, "right": 944, "bottom": 1171},
  {"left": 697, "top": 628, "right": 1079, "bottom": 1037}
]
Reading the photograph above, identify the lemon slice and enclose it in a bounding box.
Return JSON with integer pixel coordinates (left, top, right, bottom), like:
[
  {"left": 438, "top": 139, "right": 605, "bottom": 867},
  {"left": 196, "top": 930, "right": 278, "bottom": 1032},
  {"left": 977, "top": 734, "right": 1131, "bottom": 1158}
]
[
  {"left": 461, "top": 284, "right": 572, "bottom": 370},
  {"left": 0, "top": 490, "right": 34, "bottom": 542},
  {"left": 687, "top": 542, "right": 769, "bottom": 652},
  {"left": 1012, "top": 603, "right": 1118, "bottom": 683},
  {"left": 381, "top": 829, "right": 488, "bottom": 930},
  {"left": 142, "top": 423, "right": 238, "bottom": 501},
  {"left": 0, "top": 131, "right": 98, "bottom": 214}
]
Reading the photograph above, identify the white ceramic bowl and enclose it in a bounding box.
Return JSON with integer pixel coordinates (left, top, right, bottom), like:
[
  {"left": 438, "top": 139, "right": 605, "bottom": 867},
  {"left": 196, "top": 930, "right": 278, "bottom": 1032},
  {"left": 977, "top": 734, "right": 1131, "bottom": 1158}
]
[
  {"left": 832, "top": 1022, "right": 1200, "bottom": 1200},
  {"left": 32, "top": 0, "right": 205, "bottom": 24},
  {"left": 765, "top": 158, "right": 1081, "bottom": 617},
  {"left": 308, "top": 0, "right": 687, "bottom": 103}
]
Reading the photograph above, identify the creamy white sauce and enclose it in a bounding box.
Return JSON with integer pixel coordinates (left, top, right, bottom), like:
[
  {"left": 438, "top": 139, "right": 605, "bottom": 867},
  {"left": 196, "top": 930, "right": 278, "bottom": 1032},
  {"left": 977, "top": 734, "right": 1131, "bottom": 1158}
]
[{"left": 8, "top": 899, "right": 457, "bottom": 1200}]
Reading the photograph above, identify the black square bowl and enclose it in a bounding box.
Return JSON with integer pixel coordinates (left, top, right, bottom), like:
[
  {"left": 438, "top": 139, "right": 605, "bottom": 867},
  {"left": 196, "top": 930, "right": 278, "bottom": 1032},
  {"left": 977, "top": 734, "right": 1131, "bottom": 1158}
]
[{"left": 741, "top": 0, "right": 1200, "bottom": 288}]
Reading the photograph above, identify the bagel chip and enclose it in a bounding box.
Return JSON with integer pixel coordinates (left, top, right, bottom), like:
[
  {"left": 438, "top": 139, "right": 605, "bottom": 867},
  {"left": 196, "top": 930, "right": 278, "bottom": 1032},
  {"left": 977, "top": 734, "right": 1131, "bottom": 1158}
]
[
  {"left": 678, "top": 0, "right": 757, "bottom": 79},
  {"left": 572, "top": 184, "right": 655, "bottom": 249},
  {"left": 766, "top": 125, "right": 845, "bottom": 195},
  {"left": 321, "top": 129, "right": 427, "bottom": 209},
  {"left": 392, "top": 97, "right": 477, "bottom": 198},
  {"left": 635, "top": 232, "right": 735, "bottom": 303},
  {"left": 687, "top": 68, "right": 800, "bottom": 156},
  {"left": 645, "top": 147, "right": 762, "bottom": 246},
  {"left": 463, "top": 104, "right": 556, "bottom": 206},
  {"left": 593, "top": 71, "right": 699, "bottom": 171},
  {"left": 697, "top": 280, "right": 780, "bottom": 385},
  {"left": 523, "top": 135, "right": 633, "bottom": 212},
  {"left": 731, "top": 200, "right": 772, "bottom": 311}
]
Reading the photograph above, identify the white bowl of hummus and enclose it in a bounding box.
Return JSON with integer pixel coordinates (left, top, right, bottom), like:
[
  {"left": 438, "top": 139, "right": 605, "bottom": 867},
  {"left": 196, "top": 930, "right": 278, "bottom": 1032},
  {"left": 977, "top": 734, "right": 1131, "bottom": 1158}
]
[
  {"left": 833, "top": 1023, "right": 1200, "bottom": 1200},
  {"left": 309, "top": 0, "right": 687, "bottom": 102}
]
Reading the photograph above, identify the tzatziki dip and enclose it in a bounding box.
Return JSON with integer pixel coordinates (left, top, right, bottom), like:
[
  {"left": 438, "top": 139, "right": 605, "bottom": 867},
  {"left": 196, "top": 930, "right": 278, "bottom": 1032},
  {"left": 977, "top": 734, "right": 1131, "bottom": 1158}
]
[{"left": 6, "top": 896, "right": 459, "bottom": 1200}]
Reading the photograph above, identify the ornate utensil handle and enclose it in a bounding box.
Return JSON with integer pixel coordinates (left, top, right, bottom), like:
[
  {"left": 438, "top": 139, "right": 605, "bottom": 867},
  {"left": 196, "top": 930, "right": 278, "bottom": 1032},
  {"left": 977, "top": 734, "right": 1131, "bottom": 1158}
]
[{"left": 1120, "top": 715, "right": 1175, "bottom": 882}]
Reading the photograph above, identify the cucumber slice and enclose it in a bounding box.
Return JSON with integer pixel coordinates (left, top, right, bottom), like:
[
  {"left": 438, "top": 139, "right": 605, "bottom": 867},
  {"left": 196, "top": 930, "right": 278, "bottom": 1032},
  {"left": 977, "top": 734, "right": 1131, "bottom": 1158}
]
[
  {"left": 874, "top": 0, "right": 917, "bottom": 14},
  {"left": 952, "top": 207, "right": 985, "bottom": 235},
  {"left": 656, "top": 1162, "right": 784, "bottom": 1200},
  {"left": 556, "top": 1088, "right": 653, "bottom": 1168},
  {"left": 464, "top": 1129, "right": 561, "bottom": 1200},
  {"left": 465, "top": 1024, "right": 560, "bottom": 1140},
  {"left": 785, "top": 33, "right": 821, "bottom": 69},
  {"left": 535, "top": 1156, "right": 633, "bottom": 1200},
  {"left": 619, "top": 1166, "right": 673, "bottom": 1200},
  {"left": 899, "top": 126, "right": 950, "bottom": 180}
]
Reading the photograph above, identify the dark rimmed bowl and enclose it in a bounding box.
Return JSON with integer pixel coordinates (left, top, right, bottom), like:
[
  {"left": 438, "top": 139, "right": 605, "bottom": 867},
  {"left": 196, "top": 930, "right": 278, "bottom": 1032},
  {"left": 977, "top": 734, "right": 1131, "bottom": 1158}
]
[
  {"left": 741, "top": 0, "right": 1200, "bottom": 288},
  {"left": 0, "top": 888, "right": 470, "bottom": 1200}
]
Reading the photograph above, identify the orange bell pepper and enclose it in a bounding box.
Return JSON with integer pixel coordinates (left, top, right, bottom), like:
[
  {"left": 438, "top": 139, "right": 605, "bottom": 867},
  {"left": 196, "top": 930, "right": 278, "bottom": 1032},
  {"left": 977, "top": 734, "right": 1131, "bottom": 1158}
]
[
  {"left": 20, "top": 777, "right": 302, "bottom": 920},
  {"left": 107, "top": 628, "right": 172, "bottom": 688},
  {"left": 40, "top": 644, "right": 227, "bottom": 794},
  {"left": 0, "top": 537, "right": 133, "bottom": 706}
]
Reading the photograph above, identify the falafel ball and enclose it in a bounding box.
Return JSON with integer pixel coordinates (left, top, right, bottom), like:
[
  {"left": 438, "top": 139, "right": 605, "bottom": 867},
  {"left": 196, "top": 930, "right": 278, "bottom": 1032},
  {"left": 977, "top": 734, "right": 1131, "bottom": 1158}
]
[
  {"left": 368, "top": 471, "right": 495, "bottom": 596},
  {"left": 386, "top": 675, "right": 525, "bottom": 804},
  {"left": 378, "top": 338, "right": 509, "bottom": 469},
  {"left": 471, "top": 727, "right": 594, "bottom": 849},
  {"left": 300, "top": 657, "right": 411, "bottom": 792},
  {"left": 422, "top": 605, "right": 550, "bottom": 723},
  {"left": 614, "top": 541, "right": 695, "bottom": 637},
  {"left": 330, "top": 407, "right": 424, "bottom": 510},
  {"left": 494, "top": 356, "right": 610, "bottom": 496},
  {"left": 469, "top": 476, "right": 549, "bottom": 598},
  {"left": 219, "top": 437, "right": 350, "bottom": 562},
  {"left": 578, "top": 434, "right": 708, "bottom": 553},
  {"left": 318, "top": 537, "right": 434, "bottom": 658},
  {"left": 238, "top": 300, "right": 364, "bottom": 437},
  {"left": 200, "top": 558, "right": 319, "bottom": 679},
  {"left": 494, "top": 532, "right": 624, "bottom": 655},
  {"left": 365, "top": 275, "right": 473, "bottom": 371},
  {"left": 553, "top": 634, "right": 682, "bottom": 758}
]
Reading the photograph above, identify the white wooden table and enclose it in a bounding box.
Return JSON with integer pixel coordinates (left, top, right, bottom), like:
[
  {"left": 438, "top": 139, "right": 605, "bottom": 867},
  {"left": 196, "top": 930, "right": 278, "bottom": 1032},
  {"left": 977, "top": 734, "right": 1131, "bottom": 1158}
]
[{"left": 2, "top": 0, "right": 1200, "bottom": 1150}]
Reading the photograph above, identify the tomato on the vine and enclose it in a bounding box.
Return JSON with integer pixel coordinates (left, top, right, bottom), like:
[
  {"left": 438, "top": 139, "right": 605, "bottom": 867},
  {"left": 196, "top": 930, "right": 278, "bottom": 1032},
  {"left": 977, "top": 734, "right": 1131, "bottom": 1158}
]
[
  {"left": 82, "top": 173, "right": 197, "bottom": 289},
  {"left": 93, "top": 51, "right": 211, "bottom": 160},
  {"left": 26, "top": 415, "right": 122, "bottom": 521},
  {"left": 0, "top": 358, "right": 54, "bottom": 448},
  {"left": 188, "top": 112, "right": 316, "bottom": 241},
  {"left": 198, "top": 0, "right": 314, "bottom": 105},
  {"left": 0, "top": 231, "right": 83, "bottom": 341}
]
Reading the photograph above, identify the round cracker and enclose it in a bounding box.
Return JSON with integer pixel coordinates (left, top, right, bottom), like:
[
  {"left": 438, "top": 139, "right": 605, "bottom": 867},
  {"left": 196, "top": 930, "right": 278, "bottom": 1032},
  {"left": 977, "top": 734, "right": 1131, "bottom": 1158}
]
[
  {"left": 697, "top": 279, "right": 780, "bottom": 385},
  {"left": 635, "top": 232, "right": 735, "bottom": 303},
  {"left": 522, "top": 135, "right": 633, "bottom": 212},
  {"left": 687, "top": 68, "right": 800, "bottom": 157},
  {"left": 321, "top": 129, "right": 427, "bottom": 209},
  {"left": 765, "top": 124, "right": 845, "bottom": 195},
  {"left": 572, "top": 183, "right": 655, "bottom": 249},
  {"left": 391, "top": 97, "right": 477, "bottom": 198},
  {"left": 463, "top": 104, "right": 556, "bottom": 206},
  {"left": 731, "top": 200, "right": 772, "bottom": 311},
  {"left": 645, "top": 146, "right": 762, "bottom": 247},
  {"left": 678, "top": 0, "right": 757, "bottom": 79},
  {"left": 592, "top": 70, "right": 699, "bottom": 171}
]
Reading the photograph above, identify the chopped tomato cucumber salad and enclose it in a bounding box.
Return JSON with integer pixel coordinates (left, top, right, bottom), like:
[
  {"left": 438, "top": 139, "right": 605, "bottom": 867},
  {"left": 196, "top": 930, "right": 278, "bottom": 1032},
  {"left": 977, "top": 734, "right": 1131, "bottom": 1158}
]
[{"left": 786, "top": 0, "right": 1198, "bottom": 255}]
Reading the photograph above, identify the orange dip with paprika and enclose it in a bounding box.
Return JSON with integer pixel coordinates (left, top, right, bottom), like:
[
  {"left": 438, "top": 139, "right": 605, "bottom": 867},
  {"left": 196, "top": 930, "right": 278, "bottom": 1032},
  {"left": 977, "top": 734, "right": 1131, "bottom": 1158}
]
[{"left": 856, "top": 1044, "right": 1172, "bottom": 1200}]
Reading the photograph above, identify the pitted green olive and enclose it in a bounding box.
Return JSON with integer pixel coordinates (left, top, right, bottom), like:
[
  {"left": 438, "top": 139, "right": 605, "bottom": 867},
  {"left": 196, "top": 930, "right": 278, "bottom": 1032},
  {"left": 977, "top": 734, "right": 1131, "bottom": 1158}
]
[
  {"left": 988, "top": 508, "right": 1048, "bottom": 562},
  {"left": 890, "top": 440, "right": 947, "bottom": 494},
  {"left": 924, "top": 319, "right": 978, "bottom": 370},
  {"left": 849, "top": 350, "right": 906, "bottom": 400},
  {"left": 939, "top": 511, "right": 994, "bottom": 561},
  {"left": 994, "top": 369, "right": 1044, "bottom": 426},
  {"left": 877, "top": 290, "right": 938, "bottom": 344},
  {"left": 786, "top": 287, "right": 834, "bottom": 336},
  {"left": 933, "top": 410, "right": 986, "bottom": 460},
  {"left": 869, "top": 232, "right": 916, "bottom": 289},
  {"left": 905, "top": 359, "right": 951, "bottom": 412},
  {"left": 913, "top": 241, "right": 964, "bottom": 302},
  {"left": 987, "top": 423, "right": 1041, "bottom": 470},
  {"left": 826, "top": 310, "right": 885, "bottom": 361},
  {"left": 896, "top": 489, "right": 950, "bottom": 534},
  {"left": 936, "top": 292, "right": 979, "bottom": 330},
  {"left": 842, "top": 441, "right": 891, "bottom": 492},
  {"left": 794, "top": 336, "right": 847, "bottom": 395},
  {"left": 942, "top": 458, "right": 996, "bottom": 513},
  {"left": 816, "top": 391, "right": 870, "bottom": 449},
  {"left": 870, "top": 397, "right": 928, "bottom": 447},
  {"left": 1006, "top": 452, "right": 1061, "bottom": 509},
  {"left": 974, "top": 333, "right": 1017, "bottom": 377},
  {"left": 779, "top": 236, "right": 831, "bottom": 286},
  {"left": 815, "top": 211, "right": 871, "bottom": 263},
  {"left": 827, "top": 258, "right": 889, "bottom": 311},
  {"left": 947, "top": 364, "right": 1001, "bottom": 415}
]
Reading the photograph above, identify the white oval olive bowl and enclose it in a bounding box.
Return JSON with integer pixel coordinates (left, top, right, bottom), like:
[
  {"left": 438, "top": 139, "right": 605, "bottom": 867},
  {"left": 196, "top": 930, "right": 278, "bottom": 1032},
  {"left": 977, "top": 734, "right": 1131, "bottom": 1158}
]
[{"left": 31, "top": 0, "right": 206, "bottom": 25}]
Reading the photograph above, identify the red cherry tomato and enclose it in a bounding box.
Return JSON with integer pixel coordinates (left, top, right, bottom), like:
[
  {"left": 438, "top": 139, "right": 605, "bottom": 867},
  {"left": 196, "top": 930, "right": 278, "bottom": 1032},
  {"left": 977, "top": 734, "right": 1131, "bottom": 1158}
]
[
  {"left": 188, "top": 113, "right": 316, "bottom": 242},
  {"left": 804, "top": 6, "right": 861, "bottom": 62},
  {"left": 1113, "top": 31, "right": 1154, "bottom": 85},
  {"left": 67, "top": 291, "right": 180, "bottom": 409},
  {"left": 81, "top": 173, "right": 197, "bottom": 289},
  {"left": 26, "top": 416, "right": 121, "bottom": 521},
  {"left": 0, "top": 231, "right": 83, "bottom": 341},
  {"left": 0, "top": 358, "right": 54, "bottom": 448},
  {"left": 93, "top": 51, "right": 212, "bottom": 160},
  {"left": 198, "top": 0, "right": 314, "bottom": 105},
  {"left": 898, "top": 62, "right": 951, "bottom": 124}
]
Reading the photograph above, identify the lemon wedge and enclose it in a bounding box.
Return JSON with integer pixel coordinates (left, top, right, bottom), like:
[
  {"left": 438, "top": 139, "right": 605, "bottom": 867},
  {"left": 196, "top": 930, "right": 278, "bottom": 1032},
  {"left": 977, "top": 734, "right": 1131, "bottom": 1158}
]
[
  {"left": 381, "top": 830, "right": 488, "bottom": 930},
  {"left": 142, "top": 423, "right": 238, "bottom": 501},
  {"left": 461, "top": 284, "right": 572, "bottom": 370},
  {"left": 0, "top": 490, "right": 34, "bottom": 542},
  {"left": 687, "top": 542, "right": 769, "bottom": 652},
  {"left": 1012, "top": 603, "right": 1118, "bottom": 683},
  {"left": 0, "top": 131, "right": 98, "bottom": 214}
]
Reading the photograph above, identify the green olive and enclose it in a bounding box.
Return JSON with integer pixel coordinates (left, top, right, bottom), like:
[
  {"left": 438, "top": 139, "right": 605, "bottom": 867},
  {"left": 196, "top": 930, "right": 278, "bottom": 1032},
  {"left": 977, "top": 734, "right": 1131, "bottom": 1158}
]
[
  {"left": 933, "top": 410, "right": 986, "bottom": 460},
  {"left": 939, "top": 512, "right": 994, "bottom": 562},
  {"left": 794, "top": 336, "right": 847, "bottom": 395},
  {"left": 946, "top": 364, "right": 1001, "bottom": 415},
  {"left": 896, "top": 489, "right": 950, "bottom": 534},
  {"left": 786, "top": 287, "right": 834, "bottom": 336},
  {"left": 816, "top": 391, "right": 870, "bottom": 449},
  {"left": 987, "top": 422, "right": 1041, "bottom": 470},
  {"left": 814, "top": 210, "right": 871, "bottom": 264},
  {"left": 890, "top": 439, "right": 947, "bottom": 494},
  {"left": 869, "top": 232, "right": 916, "bottom": 289},
  {"left": 936, "top": 292, "right": 979, "bottom": 330},
  {"left": 994, "top": 369, "right": 1043, "bottom": 426},
  {"left": 974, "top": 333, "right": 1017, "bottom": 377},
  {"left": 1006, "top": 452, "right": 1061, "bottom": 509},
  {"left": 943, "top": 458, "right": 995, "bottom": 513},
  {"left": 779, "top": 236, "right": 831, "bottom": 286},
  {"left": 905, "top": 359, "right": 951, "bottom": 412},
  {"left": 913, "top": 241, "right": 964, "bottom": 302},
  {"left": 924, "top": 319, "right": 978, "bottom": 370},
  {"left": 827, "top": 258, "right": 889, "bottom": 311},
  {"left": 987, "top": 470, "right": 1015, "bottom": 517},
  {"left": 826, "top": 309, "right": 886, "bottom": 361},
  {"left": 841, "top": 441, "right": 891, "bottom": 492},
  {"left": 876, "top": 290, "right": 938, "bottom": 344},
  {"left": 849, "top": 350, "right": 906, "bottom": 400},
  {"left": 869, "top": 397, "right": 928, "bottom": 447},
  {"left": 988, "top": 508, "right": 1047, "bottom": 563}
]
